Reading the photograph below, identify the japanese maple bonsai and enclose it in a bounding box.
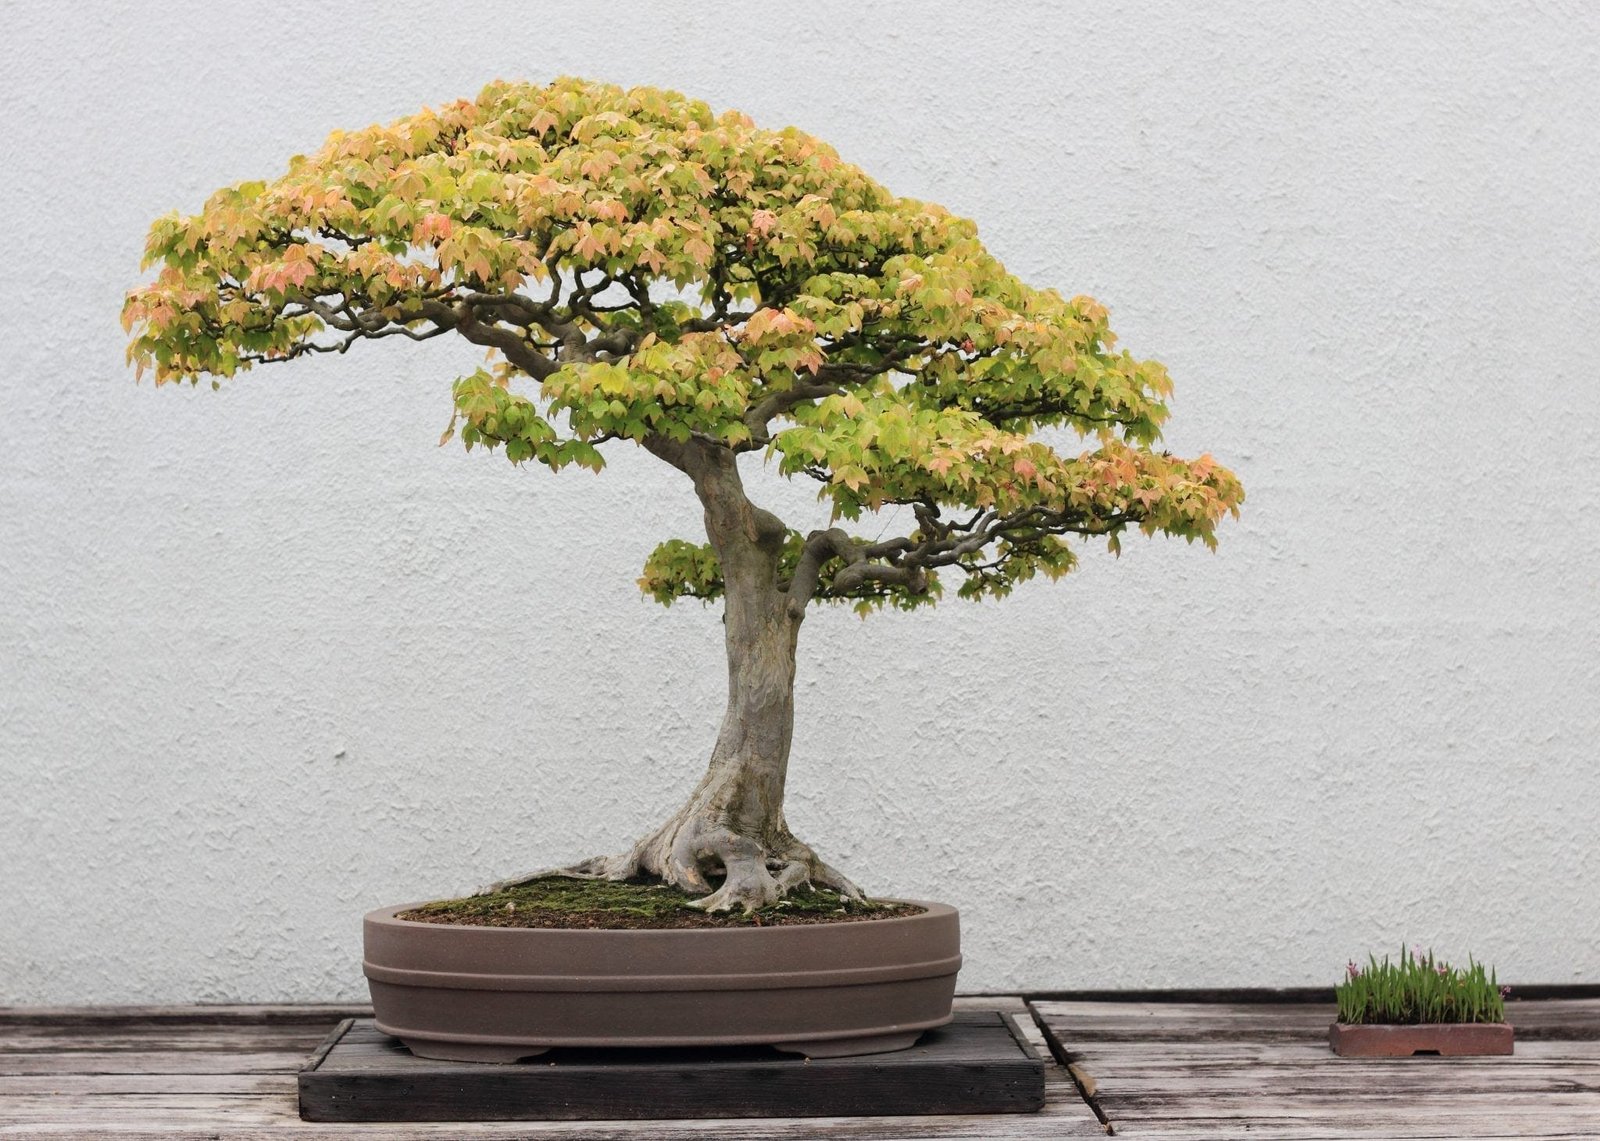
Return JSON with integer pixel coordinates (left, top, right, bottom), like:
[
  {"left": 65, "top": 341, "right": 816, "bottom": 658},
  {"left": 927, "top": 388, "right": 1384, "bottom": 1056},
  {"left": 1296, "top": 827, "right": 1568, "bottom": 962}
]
[{"left": 126, "top": 77, "right": 1241, "bottom": 1056}]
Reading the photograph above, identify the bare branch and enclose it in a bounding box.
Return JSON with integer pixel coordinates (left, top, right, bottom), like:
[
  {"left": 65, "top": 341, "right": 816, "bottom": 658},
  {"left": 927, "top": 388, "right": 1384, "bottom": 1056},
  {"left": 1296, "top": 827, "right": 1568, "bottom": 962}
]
[
  {"left": 425, "top": 301, "right": 560, "bottom": 379},
  {"left": 781, "top": 501, "right": 1139, "bottom": 614},
  {"left": 743, "top": 381, "right": 844, "bottom": 438},
  {"left": 831, "top": 559, "right": 925, "bottom": 594},
  {"left": 641, "top": 433, "right": 712, "bottom": 478},
  {"left": 786, "top": 528, "right": 922, "bottom": 615}
]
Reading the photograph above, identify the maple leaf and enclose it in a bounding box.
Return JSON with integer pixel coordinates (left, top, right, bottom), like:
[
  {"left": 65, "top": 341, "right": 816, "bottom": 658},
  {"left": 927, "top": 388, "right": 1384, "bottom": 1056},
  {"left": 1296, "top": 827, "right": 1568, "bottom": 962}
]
[
  {"left": 683, "top": 237, "right": 714, "bottom": 267},
  {"left": 415, "top": 212, "right": 453, "bottom": 243},
  {"left": 281, "top": 259, "right": 316, "bottom": 288},
  {"left": 573, "top": 227, "right": 604, "bottom": 261}
]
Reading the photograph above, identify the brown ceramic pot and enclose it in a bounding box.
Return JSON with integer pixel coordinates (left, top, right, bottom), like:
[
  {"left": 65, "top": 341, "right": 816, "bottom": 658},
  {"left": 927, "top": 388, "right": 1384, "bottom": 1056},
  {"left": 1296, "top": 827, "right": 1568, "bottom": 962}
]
[
  {"left": 364, "top": 900, "right": 960, "bottom": 1062},
  {"left": 1328, "top": 1021, "right": 1513, "bottom": 1057}
]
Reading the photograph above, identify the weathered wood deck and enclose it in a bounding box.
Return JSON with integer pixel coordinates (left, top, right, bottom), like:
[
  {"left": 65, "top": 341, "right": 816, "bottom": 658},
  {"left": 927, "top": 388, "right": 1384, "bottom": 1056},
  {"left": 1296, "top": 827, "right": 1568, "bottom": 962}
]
[
  {"left": 1036, "top": 998, "right": 1600, "bottom": 1139},
  {"left": 2, "top": 997, "right": 1596, "bottom": 1138},
  {"left": 0, "top": 998, "right": 1096, "bottom": 1138}
]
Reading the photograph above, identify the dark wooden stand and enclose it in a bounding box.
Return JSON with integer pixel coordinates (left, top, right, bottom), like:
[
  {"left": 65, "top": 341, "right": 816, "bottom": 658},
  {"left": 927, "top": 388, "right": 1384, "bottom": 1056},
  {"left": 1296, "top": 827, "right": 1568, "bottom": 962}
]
[{"left": 298, "top": 1010, "right": 1046, "bottom": 1122}]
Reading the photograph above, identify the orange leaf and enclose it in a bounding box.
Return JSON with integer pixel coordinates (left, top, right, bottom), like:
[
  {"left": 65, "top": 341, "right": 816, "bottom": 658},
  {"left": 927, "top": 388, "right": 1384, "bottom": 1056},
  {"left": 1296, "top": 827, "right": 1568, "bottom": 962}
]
[{"left": 415, "top": 212, "right": 454, "bottom": 242}]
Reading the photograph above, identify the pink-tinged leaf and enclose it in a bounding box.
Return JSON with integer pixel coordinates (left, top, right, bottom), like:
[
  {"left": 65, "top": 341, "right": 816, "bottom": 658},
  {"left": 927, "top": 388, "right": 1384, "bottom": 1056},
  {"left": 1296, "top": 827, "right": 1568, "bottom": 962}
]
[
  {"left": 277, "top": 258, "right": 316, "bottom": 288},
  {"left": 415, "top": 212, "right": 453, "bottom": 242},
  {"left": 573, "top": 227, "right": 604, "bottom": 261},
  {"left": 684, "top": 236, "right": 714, "bottom": 266}
]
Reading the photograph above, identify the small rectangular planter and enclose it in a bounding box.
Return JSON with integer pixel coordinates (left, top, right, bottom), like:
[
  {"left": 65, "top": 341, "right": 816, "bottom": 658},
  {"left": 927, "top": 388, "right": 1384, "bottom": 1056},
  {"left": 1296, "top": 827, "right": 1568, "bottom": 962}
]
[{"left": 1329, "top": 1021, "right": 1513, "bottom": 1057}]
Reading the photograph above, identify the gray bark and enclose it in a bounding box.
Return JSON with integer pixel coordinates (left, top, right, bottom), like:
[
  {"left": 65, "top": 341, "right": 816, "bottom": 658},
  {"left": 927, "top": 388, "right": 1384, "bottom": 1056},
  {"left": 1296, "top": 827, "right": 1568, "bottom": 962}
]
[{"left": 481, "top": 440, "right": 861, "bottom": 912}]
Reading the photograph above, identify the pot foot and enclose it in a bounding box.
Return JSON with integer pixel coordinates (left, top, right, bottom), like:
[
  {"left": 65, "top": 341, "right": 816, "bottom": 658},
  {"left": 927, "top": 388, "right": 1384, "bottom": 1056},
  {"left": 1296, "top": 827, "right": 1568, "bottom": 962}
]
[
  {"left": 773, "top": 1030, "right": 923, "bottom": 1058},
  {"left": 399, "top": 1037, "right": 550, "bottom": 1063}
]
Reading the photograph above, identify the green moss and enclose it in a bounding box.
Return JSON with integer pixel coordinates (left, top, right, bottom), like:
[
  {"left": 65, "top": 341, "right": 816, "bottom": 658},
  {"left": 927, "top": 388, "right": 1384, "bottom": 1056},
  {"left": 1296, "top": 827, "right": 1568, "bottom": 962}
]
[{"left": 397, "top": 876, "right": 921, "bottom": 930}]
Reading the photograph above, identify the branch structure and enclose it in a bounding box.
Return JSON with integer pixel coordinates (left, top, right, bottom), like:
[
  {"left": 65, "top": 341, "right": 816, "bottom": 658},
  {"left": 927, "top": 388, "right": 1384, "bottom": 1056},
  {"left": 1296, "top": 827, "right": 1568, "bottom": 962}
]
[{"left": 127, "top": 78, "right": 1244, "bottom": 910}]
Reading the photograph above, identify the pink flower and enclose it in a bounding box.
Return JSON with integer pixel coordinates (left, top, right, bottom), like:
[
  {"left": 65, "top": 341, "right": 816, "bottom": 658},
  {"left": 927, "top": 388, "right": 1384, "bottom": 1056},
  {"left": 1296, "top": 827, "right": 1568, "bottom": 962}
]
[
  {"left": 1500, "top": 985, "right": 1512, "bottom": 998},
  {"left": 1347, "top": 961, "right": 1361, "bottom": 980}
]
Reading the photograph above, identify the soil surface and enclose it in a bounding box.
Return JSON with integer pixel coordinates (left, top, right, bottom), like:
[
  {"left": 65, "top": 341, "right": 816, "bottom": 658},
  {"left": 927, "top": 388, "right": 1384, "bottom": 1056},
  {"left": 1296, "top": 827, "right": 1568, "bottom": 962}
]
[{"left": 397, "top": 876, "right": 925, "bottom": 929}]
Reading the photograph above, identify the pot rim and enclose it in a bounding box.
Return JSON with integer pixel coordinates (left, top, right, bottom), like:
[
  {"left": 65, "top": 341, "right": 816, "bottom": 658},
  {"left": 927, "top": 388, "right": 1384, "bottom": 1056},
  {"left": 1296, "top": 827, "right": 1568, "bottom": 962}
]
[{"left": 366, "top": 897, "right": 954, "bottom": 935}]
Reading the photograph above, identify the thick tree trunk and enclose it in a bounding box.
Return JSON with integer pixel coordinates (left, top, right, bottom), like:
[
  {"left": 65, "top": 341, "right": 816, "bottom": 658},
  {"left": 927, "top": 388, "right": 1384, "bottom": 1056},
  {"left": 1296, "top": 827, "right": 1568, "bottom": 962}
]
[{"left": 481, "top": 444, "right": 861, "bottom": 912}]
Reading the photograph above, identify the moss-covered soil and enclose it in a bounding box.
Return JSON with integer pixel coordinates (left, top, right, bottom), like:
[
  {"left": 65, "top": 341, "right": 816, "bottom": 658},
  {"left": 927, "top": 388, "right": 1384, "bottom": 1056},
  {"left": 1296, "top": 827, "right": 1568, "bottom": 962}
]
[{"left": 397, "top": 876, "right": 924, "bottom": 929}]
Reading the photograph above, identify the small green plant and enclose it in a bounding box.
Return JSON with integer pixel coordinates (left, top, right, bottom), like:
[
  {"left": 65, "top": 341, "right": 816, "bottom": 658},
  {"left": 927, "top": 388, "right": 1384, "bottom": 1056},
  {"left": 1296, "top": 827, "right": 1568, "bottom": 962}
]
[{"left": 1336, "top": 946, "right": 1510, "bottom": 1025}]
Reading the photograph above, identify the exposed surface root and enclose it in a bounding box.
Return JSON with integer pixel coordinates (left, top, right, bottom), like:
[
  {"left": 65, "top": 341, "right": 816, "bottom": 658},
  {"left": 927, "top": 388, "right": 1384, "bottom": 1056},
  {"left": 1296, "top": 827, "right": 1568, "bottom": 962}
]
[{"left": 476, "top": 820, "right": 862, "bottom": 913}]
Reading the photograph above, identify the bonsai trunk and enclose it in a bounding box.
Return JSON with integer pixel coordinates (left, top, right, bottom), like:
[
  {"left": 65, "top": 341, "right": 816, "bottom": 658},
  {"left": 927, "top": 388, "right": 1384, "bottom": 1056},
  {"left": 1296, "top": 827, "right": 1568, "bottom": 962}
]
[{"left": 483, "top": 446, "right": 861, "bottom": 912}]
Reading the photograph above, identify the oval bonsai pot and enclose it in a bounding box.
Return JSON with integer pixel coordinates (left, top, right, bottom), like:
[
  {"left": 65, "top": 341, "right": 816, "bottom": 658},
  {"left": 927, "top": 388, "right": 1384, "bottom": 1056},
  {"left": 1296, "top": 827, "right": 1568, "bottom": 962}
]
[
  {"left": 1329, "top": 1021, "right": 1513, "bottom": 1057},
  {"left": 364, "top": 900, "right": 961, "bottom": 1062}
]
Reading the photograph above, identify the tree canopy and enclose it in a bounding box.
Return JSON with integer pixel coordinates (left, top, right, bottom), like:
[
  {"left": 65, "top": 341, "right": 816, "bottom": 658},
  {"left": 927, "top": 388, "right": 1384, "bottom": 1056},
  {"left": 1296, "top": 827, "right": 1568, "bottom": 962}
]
[{"left": 125, "top": 76, "right": 1243, "bottom": 615}]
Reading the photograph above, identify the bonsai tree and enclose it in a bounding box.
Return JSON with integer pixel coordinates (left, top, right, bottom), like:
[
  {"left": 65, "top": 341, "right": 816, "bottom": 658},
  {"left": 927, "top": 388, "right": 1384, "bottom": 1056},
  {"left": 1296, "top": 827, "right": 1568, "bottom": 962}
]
[{"left": 125, "top": 77, "right": 1243, "bottom": 913}]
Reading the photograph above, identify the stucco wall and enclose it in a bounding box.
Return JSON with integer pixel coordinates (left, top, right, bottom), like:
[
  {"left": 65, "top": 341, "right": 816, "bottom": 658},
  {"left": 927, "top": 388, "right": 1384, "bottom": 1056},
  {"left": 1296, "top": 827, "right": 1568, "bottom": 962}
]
[{"left": 3, "top": 0, "right": 1597, "bottom": 1002}]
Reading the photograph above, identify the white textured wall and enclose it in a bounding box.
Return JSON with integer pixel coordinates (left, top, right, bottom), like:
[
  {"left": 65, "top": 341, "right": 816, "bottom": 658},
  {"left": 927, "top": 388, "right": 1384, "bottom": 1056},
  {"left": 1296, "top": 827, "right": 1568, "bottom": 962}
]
[{"left": 3, "top": 0, "right": 1597, "bottom": 1003}]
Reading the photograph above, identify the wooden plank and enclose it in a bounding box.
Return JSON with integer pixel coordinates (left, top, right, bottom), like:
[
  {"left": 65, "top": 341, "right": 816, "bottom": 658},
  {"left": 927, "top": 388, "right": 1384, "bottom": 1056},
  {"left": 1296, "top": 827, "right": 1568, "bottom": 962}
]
[
  {"left": 0, "top": 1029, "right": 333, "bottom": 1053},
  {"left": 1035, "top": 1000, "right": 1337, "bottom": 1043},
  {"left": 299, "top": 1017, "right": 349, "bottom": 1076},
  {"left": 0, "top": 1050, "right": 313, "bottom": 1075},
  {"left": 1093, "top": 1092, "right": 1600, "bottom": 1140},
  {"left": 0, "top": 1072, "right": 291, "bottom": 1095},
  {"left": 953, "top": 995, "right": 1028, "bottom": 1013},
  {"left": 1501, "top": 999, "right": 1600, "bottom": 1040},
  {"left": 2, "top": 1084, "right": 1099, "bottom": 1139},
  {"left": 299, "top": 1012, "right": 1048, "bottom": 1122},
  {"left": 1001, "top": 1010, "right": 1053, "bottom": 1062},
  {"left": 1076, "top": 1121, "right": 1600, "bottom": 1140},
  {"left": 0, "top": 1004, "right": 367, "bottom": 1028},
  {"left": 1034, "top": 998, "right": 1600, "bottom": 1042},
  {"left": 0, "top": 1092, "right": 298, "bottom": 1127},
  {"left": 323, "top": 1012, "right": 1016, "bottom": 1057},
  {"left": 1068, "top": 1063, "right": 1600, "bottom": 1085},
  {"left": 315, "top": 1021, "right": 1024, "bottom": 1073},
  {"left": 1051, "top": 1039, "right": 1600, "bottom": 1067}
]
